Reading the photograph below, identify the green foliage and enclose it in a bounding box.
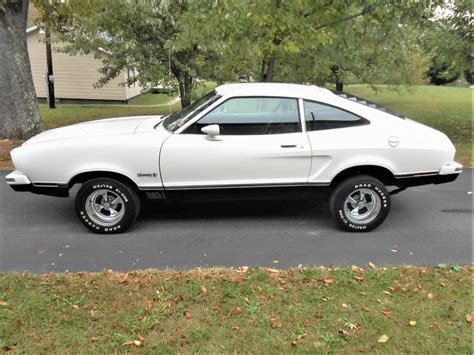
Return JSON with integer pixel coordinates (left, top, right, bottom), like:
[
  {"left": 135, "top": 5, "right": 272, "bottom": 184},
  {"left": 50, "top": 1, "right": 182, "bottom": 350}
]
[
  {"left": 178, "top": 0, "right": 441, "bottom": 88},
  {"left": 33, "top": 0, "right": 207, "bottom": 107},
  {"left": 422, "top": 0, "right": 472, "bottom": 83},
  {"left": 426, "top": 62, "right": 460, "bottom": 85}
]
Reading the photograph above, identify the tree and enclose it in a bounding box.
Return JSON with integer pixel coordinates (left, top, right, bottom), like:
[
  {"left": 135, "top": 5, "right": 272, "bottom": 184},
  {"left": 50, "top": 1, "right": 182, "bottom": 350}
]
[
  {"left": 0, "top": 0, "right": 42, "bottom": 139},
  {"left": 422, "top": 0, "right": 472, "bottom": 84},
  {"left": 179, "top": 0, "right": 441, "bottom": 89},
  {"left": 35, "top": 0, "right": 212, "bottom": 108}
]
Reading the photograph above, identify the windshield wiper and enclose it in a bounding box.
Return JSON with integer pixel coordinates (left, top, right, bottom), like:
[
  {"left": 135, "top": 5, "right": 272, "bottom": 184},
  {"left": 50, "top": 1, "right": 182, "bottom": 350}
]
[{"left": 153, "top": 114, "right": 170, "bottom": 129}]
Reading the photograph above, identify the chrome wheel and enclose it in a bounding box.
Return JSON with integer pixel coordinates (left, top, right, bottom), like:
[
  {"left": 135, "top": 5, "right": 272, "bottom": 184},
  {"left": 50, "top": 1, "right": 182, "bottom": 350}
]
[
  {"left": 85, "top": 189, "right": 125, "bottom": 226},
  {"left": 343, "top": 188, "right": 381, "bottom": 224}
]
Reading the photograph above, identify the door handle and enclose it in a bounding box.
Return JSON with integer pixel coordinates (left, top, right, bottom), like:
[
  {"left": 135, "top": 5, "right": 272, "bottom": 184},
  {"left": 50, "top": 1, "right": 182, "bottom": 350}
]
[{"left": 281, "top": 144, "right": 297, "bottom": 148}]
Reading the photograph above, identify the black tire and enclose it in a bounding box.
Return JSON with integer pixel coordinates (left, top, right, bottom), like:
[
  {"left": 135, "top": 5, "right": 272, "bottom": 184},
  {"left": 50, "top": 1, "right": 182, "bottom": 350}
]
[
  {"left": 75, "top": 178, "right": 141, "bottom": 234},
  {"left": 329, "top": 175, "right": 390, "bottom": 232}
]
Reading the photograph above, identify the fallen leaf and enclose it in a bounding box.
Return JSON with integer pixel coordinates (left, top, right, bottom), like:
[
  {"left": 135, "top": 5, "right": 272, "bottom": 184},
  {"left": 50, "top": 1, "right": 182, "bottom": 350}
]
[
  {"left": 345, "top": 322, "right": 359, "bottom": 330},
  {"left": 338, "top": 328, "right": 349, "bottom": 336},
  {"left": 323, "top": 277, "right": 334, "bottom": 284},
  {"left": 271, "top": 318, "right": 283, "bottom": 329},
  {"left": 427, "top": 292, "right": 434, "bottom": 299},
  {"left": 183, "top": 311, "right": 192, "bottom": 319},
  {"left": 201, "top": 286, "right": 207, "bottom": 296},
  {"left": 381, "top": 310, "right": 392, "bottom": 318},
  {"left": 226, "top": 276, "right": 243, "bottom": 283},
  {"left": 409, "top": 320, "right": 417, "bottom": 326},
  {"left": 368, "top": 261, "right": 376, "bottom": 269},
  {"left": 353, "top": 275, "right": 365, "bottom": 282},
  {"left": 122, "top": 340, "right": 142, "bottom": 347},
  {"left": 237, "top": 266, "right": 249, "bottom": 273},
  {"left": 351, "top": 265, "right": 364, "bottom": 272},
  {"left": 145, "top": 300, "right": 153, "bottom": 312},
  {"left": 297, "top": 333, "right": 307, "bottom": 340},
  {"left": 378, "top": 334, "right": 389, "bottom": 343},
  {"left": 466, "top": 314, "right": 472, "bottom": 324}
]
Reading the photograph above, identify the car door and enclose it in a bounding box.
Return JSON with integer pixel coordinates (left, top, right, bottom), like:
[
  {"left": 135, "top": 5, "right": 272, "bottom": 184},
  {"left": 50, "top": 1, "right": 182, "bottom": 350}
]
[{"left": 159, "top": 96, "right": 312, "bottom": 189}]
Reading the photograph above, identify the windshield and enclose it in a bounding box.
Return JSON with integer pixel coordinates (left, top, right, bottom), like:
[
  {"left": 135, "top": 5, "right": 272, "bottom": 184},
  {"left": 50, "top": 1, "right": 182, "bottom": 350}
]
[{"left": 163, "top": 91, "right": 222, "bottom": 132}]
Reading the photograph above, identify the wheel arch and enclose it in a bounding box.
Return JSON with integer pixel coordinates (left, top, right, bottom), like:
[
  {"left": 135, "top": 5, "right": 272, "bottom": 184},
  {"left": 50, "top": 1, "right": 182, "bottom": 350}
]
[
  {"left": 68, "top": 170, "right": 140, "bottom": 191},
  {"left": 330, "top": 165, "right": 396, "bottom": 188}
]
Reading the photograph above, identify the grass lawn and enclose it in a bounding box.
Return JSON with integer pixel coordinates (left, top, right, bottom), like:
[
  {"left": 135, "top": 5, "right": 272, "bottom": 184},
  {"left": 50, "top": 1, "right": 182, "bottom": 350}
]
[
  {"left": 345, "top": 85, "right": 473, "bottom": 166},
  {"left": 0, "top": 266, "right": 471, "bottom": 353},
  {"left": 129, "top": 92, "right": 177, "bottom": 106}
]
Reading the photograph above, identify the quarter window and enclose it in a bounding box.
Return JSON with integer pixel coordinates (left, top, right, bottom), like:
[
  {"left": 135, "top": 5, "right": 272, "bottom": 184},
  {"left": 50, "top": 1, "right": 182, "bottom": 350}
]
[
  {"left": 184, "top": 97, "right": 301, "bottom": 135},
  {"left": 304, "top": 100, "right": 369, "bottom": 131}
]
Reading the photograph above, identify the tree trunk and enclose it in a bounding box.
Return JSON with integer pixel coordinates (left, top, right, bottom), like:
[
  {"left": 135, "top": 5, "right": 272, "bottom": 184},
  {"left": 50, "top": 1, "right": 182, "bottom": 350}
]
[
  {"left": 0, "top": 0, "right": 42, "bottom": 139},
  {"left": 264, "top": 57, "right": 275, "bottom": 82},
  {"left": 331, "top": 65, "right": 344, "bottom": 92},
  {"left": 176, "top": 71, "right": 193, "bottom": 108}
]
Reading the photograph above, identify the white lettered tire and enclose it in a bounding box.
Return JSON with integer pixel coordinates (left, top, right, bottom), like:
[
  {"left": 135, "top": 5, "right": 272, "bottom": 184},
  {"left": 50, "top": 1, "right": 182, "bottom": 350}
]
[
  {"left": 329, "top": 175, "right": 390, "bottom": 232},
  {"left": 75, "top": 178, "right": 140, "bottom": 234}
]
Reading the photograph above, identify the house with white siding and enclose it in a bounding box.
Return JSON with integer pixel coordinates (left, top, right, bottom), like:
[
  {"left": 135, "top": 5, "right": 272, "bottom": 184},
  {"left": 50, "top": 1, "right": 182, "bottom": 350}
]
[{"left": 26, "top": 26, "right": 142, "bottom": 103}]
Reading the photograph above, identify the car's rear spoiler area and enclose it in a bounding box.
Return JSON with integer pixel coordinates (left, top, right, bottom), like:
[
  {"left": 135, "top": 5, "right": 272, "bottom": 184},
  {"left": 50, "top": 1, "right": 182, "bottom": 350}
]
[{"left": 330, "top": 90, "right": 406, "bottom": 119}]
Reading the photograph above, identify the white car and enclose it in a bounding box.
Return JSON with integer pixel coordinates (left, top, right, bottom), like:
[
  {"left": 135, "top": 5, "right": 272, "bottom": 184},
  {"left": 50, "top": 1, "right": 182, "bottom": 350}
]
[{"left": 6, "top": 83, "right": 462, "bottom": 233}]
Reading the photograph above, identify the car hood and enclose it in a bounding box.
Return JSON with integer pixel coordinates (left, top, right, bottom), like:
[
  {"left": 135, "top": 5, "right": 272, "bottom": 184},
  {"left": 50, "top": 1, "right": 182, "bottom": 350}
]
[{"left": 25, "top": 115, "right": 163, "bottom": 145}]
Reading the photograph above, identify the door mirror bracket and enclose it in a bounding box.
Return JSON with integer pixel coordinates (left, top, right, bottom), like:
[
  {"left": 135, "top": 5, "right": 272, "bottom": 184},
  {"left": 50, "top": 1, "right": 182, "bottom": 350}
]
[{"left": 201, "top": 124, "right": 222, "bottom": 141}]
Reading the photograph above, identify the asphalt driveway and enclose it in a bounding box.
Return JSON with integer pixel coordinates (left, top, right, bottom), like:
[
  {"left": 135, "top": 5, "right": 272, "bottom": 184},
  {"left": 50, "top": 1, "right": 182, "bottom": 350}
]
[{"left": 0, "top": 170, "right": 472, "bottom": 272}]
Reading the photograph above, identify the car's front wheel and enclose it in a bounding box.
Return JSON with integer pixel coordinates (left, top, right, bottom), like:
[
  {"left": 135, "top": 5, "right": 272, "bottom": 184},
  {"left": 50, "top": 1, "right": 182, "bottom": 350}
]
[
  {"left": 329, "top": 175, "right": 390, "bottom": 232},
  {"left": 75, "top": 178, "right": 140, "bottom": 234}
]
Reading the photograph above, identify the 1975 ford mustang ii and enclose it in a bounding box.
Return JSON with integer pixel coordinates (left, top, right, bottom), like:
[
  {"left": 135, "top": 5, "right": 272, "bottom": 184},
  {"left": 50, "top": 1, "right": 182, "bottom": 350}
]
[{"left": 6, "top": 83, "right": 462, "bottom": 233}]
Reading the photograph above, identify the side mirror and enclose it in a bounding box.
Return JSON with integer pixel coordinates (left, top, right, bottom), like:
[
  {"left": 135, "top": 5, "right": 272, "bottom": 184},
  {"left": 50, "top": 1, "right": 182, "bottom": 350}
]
[{"left": 201, "top": 124, "right": 222, "bottom": 141}]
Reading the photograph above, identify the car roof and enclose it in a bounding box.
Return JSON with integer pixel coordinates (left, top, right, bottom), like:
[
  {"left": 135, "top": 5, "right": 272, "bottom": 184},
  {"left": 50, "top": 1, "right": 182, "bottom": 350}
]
[{"left": 215, "top": 83, "right": 334, "bottom": 99}]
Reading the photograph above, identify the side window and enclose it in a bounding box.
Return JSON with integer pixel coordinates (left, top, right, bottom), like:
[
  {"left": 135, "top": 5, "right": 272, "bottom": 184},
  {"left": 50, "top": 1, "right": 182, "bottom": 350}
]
[
  {"left": 184, "top": 97, "right": 301, "bottom": 135},
  {"left": 304, "top": 100, "right": 369, "bottom": 131}
]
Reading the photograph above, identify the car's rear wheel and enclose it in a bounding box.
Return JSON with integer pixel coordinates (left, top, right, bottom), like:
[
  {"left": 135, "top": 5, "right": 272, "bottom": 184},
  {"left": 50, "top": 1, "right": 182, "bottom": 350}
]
[
  {"left": 329, "top": 175, "right": 390, "bottom": 232},
  {"left": 75, "top": 178, "right": 140, "bottom": 234}
]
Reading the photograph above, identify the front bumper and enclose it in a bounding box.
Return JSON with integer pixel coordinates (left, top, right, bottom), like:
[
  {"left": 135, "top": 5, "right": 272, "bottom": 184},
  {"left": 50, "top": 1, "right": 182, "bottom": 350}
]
[
  {"left": 6, "top": 170, "right": 69, "bottom": 197},
  {"left": 6, "top": 170, "right": 31, "bottom": 185}
]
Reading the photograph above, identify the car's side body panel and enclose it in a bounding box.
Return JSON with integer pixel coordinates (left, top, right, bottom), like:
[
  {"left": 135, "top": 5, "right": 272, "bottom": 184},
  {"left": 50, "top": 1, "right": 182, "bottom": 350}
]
[
  {"left": 159, "top": 132, "right": 312, "bottom": 188},
  {"left": 11, "top": 125, "right": 168, "bottom": 190}
]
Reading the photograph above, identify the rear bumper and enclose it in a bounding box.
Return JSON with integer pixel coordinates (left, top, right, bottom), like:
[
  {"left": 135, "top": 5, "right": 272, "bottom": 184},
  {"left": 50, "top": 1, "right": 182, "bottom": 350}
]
[
  {"left": 6, "top": 170, "right": 69, "bottom": 197},
  {"left": 394, "top": 162, "right": 462, "bottom": 188}
]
